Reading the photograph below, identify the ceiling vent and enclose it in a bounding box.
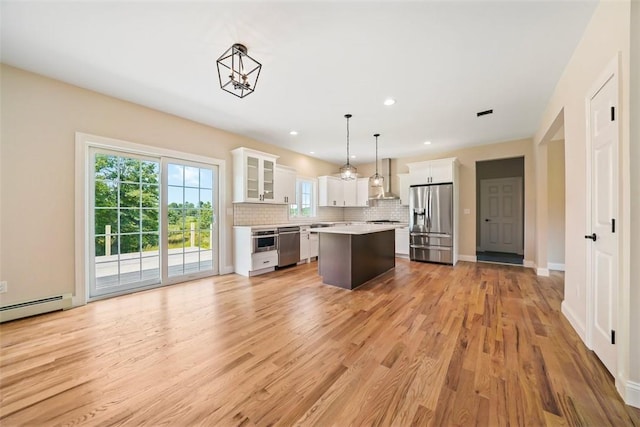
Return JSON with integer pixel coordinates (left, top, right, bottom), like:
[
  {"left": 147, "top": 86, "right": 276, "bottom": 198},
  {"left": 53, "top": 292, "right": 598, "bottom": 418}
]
[{"left": 477, "top": 109, "right": 493, "bottom": 117}]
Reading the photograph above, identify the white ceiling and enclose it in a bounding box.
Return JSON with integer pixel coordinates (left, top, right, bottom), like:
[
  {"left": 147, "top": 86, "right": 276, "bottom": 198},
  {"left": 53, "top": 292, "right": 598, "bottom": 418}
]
[{"left": 0, "top": 0, "right": 597, "bottom": 165}]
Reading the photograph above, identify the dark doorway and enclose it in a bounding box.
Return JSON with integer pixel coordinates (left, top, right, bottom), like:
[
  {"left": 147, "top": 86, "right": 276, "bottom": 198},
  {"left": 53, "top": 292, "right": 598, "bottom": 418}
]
[{"left": 476, "top": 157, "right": 525, "bottom": 265}]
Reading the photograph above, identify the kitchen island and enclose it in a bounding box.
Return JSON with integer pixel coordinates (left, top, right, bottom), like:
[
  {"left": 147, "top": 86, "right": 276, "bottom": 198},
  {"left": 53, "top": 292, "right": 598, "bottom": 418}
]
[{"left": 311, "top": 224, "right": 401, "bottom": 290}]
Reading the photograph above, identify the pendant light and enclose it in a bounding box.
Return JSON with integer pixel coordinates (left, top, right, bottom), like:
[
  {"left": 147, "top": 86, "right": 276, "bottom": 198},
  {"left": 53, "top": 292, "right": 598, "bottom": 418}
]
[
  {"left": 339, "top": 114, "right": 357, "bottom": 180},
  {"left": 369, "top": 133, "right": 384, "bottom": 188}
]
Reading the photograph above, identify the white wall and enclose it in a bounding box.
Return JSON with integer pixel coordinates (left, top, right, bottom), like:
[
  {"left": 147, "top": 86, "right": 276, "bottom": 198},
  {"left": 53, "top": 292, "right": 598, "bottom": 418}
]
[
  {"left": 629, "top": 0, "right": 640, "bottom": 395},
  {"left": 0, "top": 64, "right": 338, "bottom": 307},
  {"left": 534, "top": 0, "right": 636, "bottom": 402}
]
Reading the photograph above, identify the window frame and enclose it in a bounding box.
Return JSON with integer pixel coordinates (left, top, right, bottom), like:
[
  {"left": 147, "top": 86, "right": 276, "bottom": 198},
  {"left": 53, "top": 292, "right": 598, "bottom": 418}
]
[{"left": 289, "top": 176, "right": 317, "bottom": 219}]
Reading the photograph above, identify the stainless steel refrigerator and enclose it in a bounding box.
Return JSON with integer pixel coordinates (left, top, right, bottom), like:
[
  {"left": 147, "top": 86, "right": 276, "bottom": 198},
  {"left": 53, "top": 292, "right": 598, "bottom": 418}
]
[{"left": 409, "top": 183, "right": 454, "bottom": 264}]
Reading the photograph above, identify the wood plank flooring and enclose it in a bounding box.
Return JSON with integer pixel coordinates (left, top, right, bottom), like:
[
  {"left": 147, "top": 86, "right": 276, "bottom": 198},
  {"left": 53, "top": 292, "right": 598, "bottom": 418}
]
[{"left": 1, "top": 260, "right": 639, "bottom": 426}]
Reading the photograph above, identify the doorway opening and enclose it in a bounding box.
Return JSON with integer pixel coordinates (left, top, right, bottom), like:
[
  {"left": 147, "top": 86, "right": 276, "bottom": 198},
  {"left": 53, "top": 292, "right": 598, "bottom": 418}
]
[{"left": 476, "top": 157, "right": 525, "bottom": 265}]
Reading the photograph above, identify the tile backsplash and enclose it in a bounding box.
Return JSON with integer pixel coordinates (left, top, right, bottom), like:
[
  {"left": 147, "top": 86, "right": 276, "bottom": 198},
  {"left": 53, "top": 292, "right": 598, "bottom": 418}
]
[
  {"left": 234, "top": 203, "right": 290, "bottom": 225},
  {"left": 344, "top": 199, "right": 409, "bottom": 223},
  {"left": 233, "top": 199, "right": 408, "bottom": 226}
]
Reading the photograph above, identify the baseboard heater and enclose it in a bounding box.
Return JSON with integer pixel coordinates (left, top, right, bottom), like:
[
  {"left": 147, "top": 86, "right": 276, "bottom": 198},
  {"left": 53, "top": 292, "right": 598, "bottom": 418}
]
[{"left": 0, "top": 293, "right": 72, "bottom": 323}]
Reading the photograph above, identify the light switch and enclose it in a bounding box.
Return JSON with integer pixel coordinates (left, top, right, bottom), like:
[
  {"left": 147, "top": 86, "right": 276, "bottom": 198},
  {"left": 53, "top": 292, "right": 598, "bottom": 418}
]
[{"left": 463, "top": 208, "right": 470, "bottom": 215}]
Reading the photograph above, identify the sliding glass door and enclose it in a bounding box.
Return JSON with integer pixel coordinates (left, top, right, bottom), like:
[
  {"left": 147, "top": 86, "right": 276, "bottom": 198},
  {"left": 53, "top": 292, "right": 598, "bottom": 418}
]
[
  {"left": 164, "top": 160, "right": 217, "bottom": 281},
  {"left": 89, "top": 149, "right": 218, "bottom": 299}
]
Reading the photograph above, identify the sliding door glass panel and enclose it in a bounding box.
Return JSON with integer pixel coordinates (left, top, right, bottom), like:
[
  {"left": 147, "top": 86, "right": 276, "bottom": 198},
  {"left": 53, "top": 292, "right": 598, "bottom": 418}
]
[
  {"left": 91, "top": 152, "right": 160, "bottom": 297},
  {"left": 166, "top": 161, "right": 217, "bottom": 278}
]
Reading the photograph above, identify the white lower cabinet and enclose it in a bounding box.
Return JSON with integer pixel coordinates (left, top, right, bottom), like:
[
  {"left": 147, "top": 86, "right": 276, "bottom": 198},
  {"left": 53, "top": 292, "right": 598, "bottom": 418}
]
[
  {"left": 251, "top": 251, "right": 278, "bottom": 270},
  {"left": 395, "top": 227, "right": 410, "bottom": 256},
  {"left": 300, "top": 226, "right": 319, "bottom": 262},
  {"left": 309, "top": 232, "right": 319, "bottom": 258},
  {"left": 300, "top": 227, "right": 310, "bottom": 261},
  {"left": 234, "top": 226, "right": 278, "bottom": 276}
]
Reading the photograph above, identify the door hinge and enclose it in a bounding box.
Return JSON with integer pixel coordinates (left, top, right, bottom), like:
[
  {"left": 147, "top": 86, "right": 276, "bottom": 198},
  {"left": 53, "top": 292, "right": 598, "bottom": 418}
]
[
  {"left": 612, "top": 218, "right": 616, "bottom": 233},
  {"left": 611, "top": 106, "right": 615, "bottom": 121},
  {"left": 611, "top": 330, "right": 616, "bottom": 345}
]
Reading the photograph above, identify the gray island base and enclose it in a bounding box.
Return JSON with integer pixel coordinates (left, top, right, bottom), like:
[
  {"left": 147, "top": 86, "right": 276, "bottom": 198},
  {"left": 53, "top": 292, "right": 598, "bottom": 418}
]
[{"left": 312, "top": 225, "right": 399, "bottom": 290}]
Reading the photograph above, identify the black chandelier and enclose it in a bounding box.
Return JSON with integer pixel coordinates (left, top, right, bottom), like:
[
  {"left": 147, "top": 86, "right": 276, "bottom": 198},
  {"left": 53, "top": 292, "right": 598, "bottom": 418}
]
[
  {"left": 339, "top": 114, "right": 357, "bottom": 180},
  {"left": 216, "top": 43, "right": 262, "bottom": 98}
]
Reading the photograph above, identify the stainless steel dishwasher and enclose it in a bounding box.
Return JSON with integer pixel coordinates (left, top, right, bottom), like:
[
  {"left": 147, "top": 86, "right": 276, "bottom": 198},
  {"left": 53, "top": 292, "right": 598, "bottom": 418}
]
[{"left": 277, "top": 226, "right": 300, "bottom": 267}]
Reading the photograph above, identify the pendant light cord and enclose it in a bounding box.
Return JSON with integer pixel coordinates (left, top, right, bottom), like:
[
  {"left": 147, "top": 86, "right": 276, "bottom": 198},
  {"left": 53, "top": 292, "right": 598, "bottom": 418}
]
[
  {"left": 375, "top": 134, "right": 379, "bottom": 175},
  {"left": 346, "top": 115, "right": 350, "bottom": 165},
  {"left": 344, "top": 114, "right": 353, "bottom": 166}
]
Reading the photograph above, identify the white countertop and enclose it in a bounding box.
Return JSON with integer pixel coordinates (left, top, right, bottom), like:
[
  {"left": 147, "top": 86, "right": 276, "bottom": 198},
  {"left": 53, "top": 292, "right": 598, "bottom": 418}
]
[
  {"left": 234, "top": 222, "right": 408, "bottom": 231},
  {"left": 234, "top": 222, "right": 358, "bottom": 231},
  {"left": 310, "top": 224, "right": 404, "bottom": 235}
]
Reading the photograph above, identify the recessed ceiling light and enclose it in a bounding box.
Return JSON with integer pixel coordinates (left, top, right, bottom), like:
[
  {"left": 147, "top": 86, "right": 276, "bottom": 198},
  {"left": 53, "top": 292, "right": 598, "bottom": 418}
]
[
  {"left": 424, "top": 141, "right": 432, "bottom": 145},
  {"left": 351, "top": 155, "right": 356, "bottom": 159},
  {"left": 289, "top": 130, "right": 298, "bottom": 136},
  {"left": 383, "top": 98, "right": 396, "bottom": 106},
  {"left": 309, "top": 151, "right": 315, "bottom": 154}
]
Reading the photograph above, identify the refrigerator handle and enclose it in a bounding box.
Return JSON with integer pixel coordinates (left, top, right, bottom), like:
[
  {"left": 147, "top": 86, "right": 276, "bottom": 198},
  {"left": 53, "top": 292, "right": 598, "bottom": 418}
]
[{"left": 426, "top": 188, "right": 431, "bottom": 229}]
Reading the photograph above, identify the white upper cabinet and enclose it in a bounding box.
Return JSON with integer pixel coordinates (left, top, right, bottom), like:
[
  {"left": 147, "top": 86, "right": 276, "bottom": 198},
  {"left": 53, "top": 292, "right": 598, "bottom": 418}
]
[
  {"left": 232, "top": 147, "right": 279, "bottom": 203},
  {"left": 318, "top": 176, "right": 368, "bottom": 207},
  {"left": 397, "top": 173, "right": 410, "bottom": 206},
  {"left": 275, "top": 165, "right": 297, "bottom": 205},
  {"left": 407, "top": 157, "right": 457, "bottom": 186},
  {"left": 343, "top": 179, "right": 358, "bottom": 207},
  {"left": 318, "top": 176, "right": 343, "bottom": 207},
  {"left": 356, "top": 178, "right": 370, "bottom": 207}
]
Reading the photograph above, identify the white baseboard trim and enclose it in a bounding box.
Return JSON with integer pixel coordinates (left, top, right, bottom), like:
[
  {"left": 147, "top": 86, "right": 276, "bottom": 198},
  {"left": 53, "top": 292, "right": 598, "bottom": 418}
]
[
  {"left": 524, "top": 259, "right": 535, "bottom": 269},
  {"left": 536, "top": 267, "right": 550, "bottom": 276},
  {"left": 221, "top": 265, "right": 235, "bottom": 275},
  {"left": 624, "top": 380, "right": 640, "bottom": 408},
  {"left": 458, "top": 254, "right": 477, "bottom": 262},
  {"left": 561, "top": 300, "right": 587, "bottom": 342},
  {"left": 548, "top": 262, "right": 565, "bottom": 271}
]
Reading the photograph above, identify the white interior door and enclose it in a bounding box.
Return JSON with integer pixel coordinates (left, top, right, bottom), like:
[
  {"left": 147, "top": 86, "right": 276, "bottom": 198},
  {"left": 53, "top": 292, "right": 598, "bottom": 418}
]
[
  {"left": 480, "top": 177, "right": 523, "bottom": 254},
  {"left": 587, "top": 71, "right": 618, "bottom": 376}
]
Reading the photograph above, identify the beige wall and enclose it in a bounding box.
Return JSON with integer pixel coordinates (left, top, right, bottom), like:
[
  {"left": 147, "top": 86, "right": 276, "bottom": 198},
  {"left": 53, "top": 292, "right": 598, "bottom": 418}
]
[
  {"left": 629, "top": 0, "right": 640, "bottom": 390},
  {"left": 534, "top": 0, "right": 637, "bottom": 399},
  {"left": 391, "top": 139, "right": 535, "bottom": 261},
  {"left": 0, "top": 64, "right": 337, "bottom": 306},
  {"left": 547, "top": 140, "right": 566, "bottom": 265}
]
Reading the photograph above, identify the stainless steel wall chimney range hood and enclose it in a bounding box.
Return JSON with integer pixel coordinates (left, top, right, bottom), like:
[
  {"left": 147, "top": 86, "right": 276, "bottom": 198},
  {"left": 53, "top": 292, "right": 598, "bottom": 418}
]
[{"left": 369, "top": 158, "right": 399, "bottom": 200}]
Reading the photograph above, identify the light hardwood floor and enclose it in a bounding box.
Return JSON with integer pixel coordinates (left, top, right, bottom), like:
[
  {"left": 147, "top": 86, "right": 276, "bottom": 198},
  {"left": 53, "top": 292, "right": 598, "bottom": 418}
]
[{"left": 1, "top": 260, "right": 639, "bottom": 426}]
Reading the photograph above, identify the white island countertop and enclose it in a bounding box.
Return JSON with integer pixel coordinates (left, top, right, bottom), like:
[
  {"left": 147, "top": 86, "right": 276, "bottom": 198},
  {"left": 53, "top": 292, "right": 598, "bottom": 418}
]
[{"left": 310, "top": 224, "right": 404, "bottom": 235}]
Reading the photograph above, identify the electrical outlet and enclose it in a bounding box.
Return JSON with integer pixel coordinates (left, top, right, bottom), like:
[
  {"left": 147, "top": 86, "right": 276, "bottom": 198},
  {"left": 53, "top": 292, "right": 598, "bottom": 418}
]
[{"left": 0, "top": 281, "right": 7, "bottom": 293}]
